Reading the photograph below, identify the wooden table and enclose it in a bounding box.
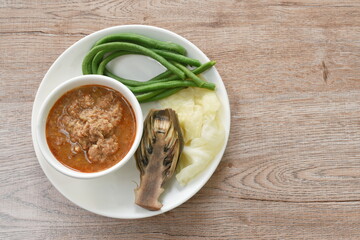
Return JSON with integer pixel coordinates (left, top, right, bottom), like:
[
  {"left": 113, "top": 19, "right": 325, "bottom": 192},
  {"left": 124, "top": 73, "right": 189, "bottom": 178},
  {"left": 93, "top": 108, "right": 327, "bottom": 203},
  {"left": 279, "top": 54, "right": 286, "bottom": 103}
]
[{"left": 1, "top": 1, "right": 360, "bottom": 239}]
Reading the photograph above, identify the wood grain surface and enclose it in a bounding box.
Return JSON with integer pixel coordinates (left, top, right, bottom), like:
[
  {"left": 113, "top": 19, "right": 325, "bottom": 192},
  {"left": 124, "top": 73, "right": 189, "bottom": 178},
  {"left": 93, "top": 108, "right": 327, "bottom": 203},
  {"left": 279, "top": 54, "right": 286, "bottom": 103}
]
[{"left": 1, "top": 0, "right": 360, "bottom": 239}]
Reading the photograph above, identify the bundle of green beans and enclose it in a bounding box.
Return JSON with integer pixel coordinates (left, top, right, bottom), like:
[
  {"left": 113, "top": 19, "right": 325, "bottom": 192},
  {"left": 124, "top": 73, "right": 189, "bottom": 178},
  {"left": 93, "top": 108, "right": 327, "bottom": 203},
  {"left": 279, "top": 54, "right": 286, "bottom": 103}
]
[{"left": 82, "top": 33, "right": 216, "bottom": 103}]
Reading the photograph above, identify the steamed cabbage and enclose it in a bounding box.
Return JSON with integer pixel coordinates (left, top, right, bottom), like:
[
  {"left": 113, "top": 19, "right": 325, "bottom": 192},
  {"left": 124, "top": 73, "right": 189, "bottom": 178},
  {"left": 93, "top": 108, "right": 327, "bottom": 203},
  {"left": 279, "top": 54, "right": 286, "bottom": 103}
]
[{"left": 160, "top": 88, "right": 224, "bottom": 185}]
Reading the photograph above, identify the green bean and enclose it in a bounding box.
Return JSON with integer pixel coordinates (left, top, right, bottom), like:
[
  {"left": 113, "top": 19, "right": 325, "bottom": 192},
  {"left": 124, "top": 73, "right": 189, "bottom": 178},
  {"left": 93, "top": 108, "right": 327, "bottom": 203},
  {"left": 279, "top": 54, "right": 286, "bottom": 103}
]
[
  {"left": 146, "top": 76, "right": 215, "bottom": 89},
  {"left": 150, "top": 75, "right": 178, "bottom": 82},
  {"left": 148, "top": 70, "right": 173, "bottom": 81},
  {"left": 104, "top": 59, "right": 216, "bottom": 90},
  {"left": 151, "top": 49, "right": 200, "bottom": 67},
  {"left": 97, "top": 51, "right": 131, "bottom": 75},
  {"left": 105, "top": 62, "right": 217, "bottom": 90},
  {"left": 82, "top": 33, "right": 217, "bottom": 103},
  {"left": 105, "top": 68, "right": 179, "bottom": 87},
  {"left": 129, "top": 80, "right": 215, "bottom": 93},
  {"left": 192, "top": 60, "right": 216, "bottom": 75},
  {"left": 172, "top": 62, "right": 208, "bottom": 88},
  {"left": 104, "top": 69, "right": 145, "bottom": 87},
  {"left": 196, "top": 81, "right": 215, "bottom": 90},
  {"left": 99, "top": 50, "right": 203, "bottom": 79},
  {"left": 136, "top": 89, "right": 167, "bottom": 102},
  {"left": 82, "top": 42, "right": 185, "bottom": 80},
  {"left": 91, "top": 51, "right": 106, "bottom": 74},
  {"left": 150, "top": 61, "right": 217, "bottom": 82},
  {"left": 93, "top": 33, "right": 186, "bottom": 55},
  {"left": 138, "top": 87, "right": 185, "bottom": 103}
]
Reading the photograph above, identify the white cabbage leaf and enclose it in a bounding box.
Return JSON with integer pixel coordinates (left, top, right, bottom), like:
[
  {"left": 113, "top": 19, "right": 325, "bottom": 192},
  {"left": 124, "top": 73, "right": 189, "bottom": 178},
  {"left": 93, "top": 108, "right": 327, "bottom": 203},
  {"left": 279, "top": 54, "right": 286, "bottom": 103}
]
[{"left": 160, "top": 88, "right": 224, "bottom": 185}]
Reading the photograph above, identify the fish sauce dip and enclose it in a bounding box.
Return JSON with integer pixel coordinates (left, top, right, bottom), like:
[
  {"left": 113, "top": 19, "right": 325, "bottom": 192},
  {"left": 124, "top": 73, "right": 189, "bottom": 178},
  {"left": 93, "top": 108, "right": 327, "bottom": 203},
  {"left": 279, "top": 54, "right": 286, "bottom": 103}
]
[{"left": 45, "top": 85, "right": 136, "bottom": 173}]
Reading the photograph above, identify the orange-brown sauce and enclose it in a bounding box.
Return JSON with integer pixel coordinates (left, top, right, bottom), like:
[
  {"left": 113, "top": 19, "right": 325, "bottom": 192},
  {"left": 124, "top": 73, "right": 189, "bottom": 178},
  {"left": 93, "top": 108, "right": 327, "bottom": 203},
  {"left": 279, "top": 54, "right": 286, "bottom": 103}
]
[{"left": 46, "top": 85, "right": 136, "bottom": 173}]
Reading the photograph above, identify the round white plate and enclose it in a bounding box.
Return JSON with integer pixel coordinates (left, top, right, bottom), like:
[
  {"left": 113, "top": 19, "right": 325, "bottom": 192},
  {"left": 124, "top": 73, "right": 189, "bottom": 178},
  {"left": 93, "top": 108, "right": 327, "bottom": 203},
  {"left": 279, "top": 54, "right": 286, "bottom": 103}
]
[{"left": 31, "top": 25, "right": 230, "bottom": 219}]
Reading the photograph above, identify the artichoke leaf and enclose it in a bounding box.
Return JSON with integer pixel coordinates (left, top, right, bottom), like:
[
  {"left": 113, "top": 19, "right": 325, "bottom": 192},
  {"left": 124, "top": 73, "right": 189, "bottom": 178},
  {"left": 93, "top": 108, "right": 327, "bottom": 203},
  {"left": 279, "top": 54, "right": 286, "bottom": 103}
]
[{"left": 135, "top": 108, "right": 184, "bottom": 211}]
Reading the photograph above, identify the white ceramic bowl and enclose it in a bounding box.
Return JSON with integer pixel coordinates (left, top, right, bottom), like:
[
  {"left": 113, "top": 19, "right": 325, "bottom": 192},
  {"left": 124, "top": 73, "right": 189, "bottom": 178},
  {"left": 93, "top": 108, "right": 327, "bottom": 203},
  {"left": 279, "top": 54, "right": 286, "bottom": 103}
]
[{"left": 36, "top": 74, "right": 143, "bottom": 179}]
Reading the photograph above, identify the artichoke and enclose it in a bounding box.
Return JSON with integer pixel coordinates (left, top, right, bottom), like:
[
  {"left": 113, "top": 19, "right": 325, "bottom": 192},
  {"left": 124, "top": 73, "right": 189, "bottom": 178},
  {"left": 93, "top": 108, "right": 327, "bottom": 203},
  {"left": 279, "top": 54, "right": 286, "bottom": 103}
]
[{"left": 135, "top": 108, "right": 184, "bottom": 211}]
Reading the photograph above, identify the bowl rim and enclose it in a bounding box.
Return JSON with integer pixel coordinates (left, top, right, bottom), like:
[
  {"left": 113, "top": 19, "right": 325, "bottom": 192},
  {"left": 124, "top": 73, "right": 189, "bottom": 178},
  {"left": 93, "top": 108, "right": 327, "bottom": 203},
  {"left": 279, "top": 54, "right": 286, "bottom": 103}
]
[{"left": 36, "top": 74, "right": 143, "bottom": 179}]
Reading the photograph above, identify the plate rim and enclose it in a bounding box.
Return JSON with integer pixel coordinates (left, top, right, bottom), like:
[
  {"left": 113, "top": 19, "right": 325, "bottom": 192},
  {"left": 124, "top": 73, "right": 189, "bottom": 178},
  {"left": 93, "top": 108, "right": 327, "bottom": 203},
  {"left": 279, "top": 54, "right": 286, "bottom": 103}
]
[{"left": 31, "top": 24, "right": 231, "bottom": 219}]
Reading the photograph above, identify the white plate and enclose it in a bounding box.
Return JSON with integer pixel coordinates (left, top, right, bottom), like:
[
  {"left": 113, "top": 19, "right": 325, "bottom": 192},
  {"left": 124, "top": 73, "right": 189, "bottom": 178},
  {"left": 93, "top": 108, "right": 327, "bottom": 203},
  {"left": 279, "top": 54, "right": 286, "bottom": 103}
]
[{"left": 31, "top": 25, "right": 230, "bottom": 219}]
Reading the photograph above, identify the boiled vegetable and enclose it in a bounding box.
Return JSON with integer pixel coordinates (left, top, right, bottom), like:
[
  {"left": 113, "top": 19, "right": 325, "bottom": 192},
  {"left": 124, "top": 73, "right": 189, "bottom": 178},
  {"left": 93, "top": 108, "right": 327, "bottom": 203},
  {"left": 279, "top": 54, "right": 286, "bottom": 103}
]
[
  {"left": 92, "top": 33, "right": 187, "bottom": 55},
  {"left": 160, "top": 88, "right": 224, "bottom": 185},
  {"left": 135, "top": 109, "right": 184, "bottom": 210},
  {"left": 82, "top": 33, "right": 217, "bottom": 103},
  {"left": 82, "top": 42, "right": 185, "bottom": 79}
]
